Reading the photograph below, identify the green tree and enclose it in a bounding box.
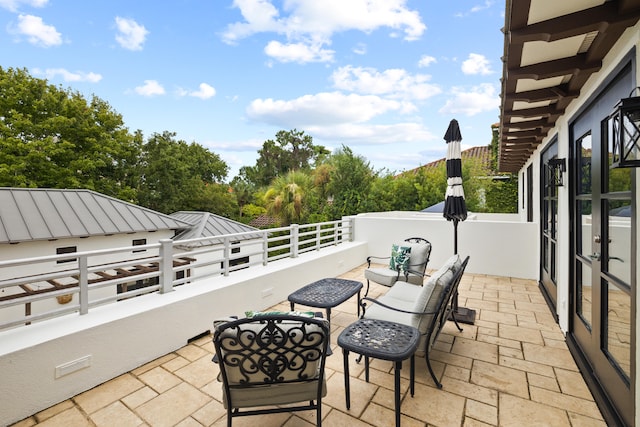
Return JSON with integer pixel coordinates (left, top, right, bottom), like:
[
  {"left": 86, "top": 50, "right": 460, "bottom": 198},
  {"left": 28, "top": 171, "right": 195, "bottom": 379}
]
[
  {"left": 138, "top": 131, "right": 231, "bottom": 214},
  {"left": 239, "top": 129, "right": 329, "bottom": 187},
  {"left": 325, "top": 146, "right": 375, "bottom": 218},
  {"left": 412, "top": 164, "right": 448, "bottom": 211},
  {"left": 263, "top": 170, "right": 314, "bottom": 225},
  {"left": 0, "top": 67, "right": 140, "bottom": 200},
  {"left": 230, "top": 175, "right": 257, "bottom": 219}
]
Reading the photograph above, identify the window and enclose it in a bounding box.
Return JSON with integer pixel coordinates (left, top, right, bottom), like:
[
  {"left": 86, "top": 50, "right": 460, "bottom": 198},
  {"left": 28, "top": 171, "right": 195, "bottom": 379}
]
[
  {"left": 56, "top": 246, "right": 77, "bottom": 264},
  {"left": 132, "top": 239, "right": 147, "bottom": 253}
]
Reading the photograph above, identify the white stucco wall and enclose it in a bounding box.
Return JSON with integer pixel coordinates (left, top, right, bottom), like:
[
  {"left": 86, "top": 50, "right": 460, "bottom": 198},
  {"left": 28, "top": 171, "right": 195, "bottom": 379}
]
[
  {"left": 353, "top": 211, "right": 538, "bottom": 279},
  {"left": 515, "top": 21, "right": 640, "bottom": 426},
  {"left": 0, "top": 241, "right": 367, "bottom": 426}
]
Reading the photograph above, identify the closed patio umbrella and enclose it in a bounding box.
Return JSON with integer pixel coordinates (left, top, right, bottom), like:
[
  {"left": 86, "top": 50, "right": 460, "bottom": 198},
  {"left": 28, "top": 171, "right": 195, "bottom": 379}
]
[{"left": 443, "top": 119, "right": 475, "bottom": 324}]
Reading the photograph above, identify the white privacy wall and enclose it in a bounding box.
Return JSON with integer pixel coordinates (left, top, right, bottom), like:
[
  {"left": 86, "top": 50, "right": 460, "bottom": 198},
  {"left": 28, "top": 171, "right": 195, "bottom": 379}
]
[
  {"left": 353, "top": 211, "right": 538, "bottom": 280},
  {"left": 0, "top": 241, "right": 367, "bottom": 426}
]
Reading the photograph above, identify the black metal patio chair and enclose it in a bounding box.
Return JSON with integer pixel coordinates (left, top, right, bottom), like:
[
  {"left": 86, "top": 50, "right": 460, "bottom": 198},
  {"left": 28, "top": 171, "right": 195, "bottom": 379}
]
[{"left": 212, "top": 314, "right": 330, "bottom": 427}]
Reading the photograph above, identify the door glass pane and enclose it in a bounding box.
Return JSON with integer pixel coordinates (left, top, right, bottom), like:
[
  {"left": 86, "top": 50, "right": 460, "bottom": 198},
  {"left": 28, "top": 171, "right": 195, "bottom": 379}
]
[
  {"left": 578, "top": 133, "right": 592, "bottom": 194},
  {"left": 543, "top": 236, "right": 549, "bottom": 272},
  {"left": 577, "top": 200, "right": 592, "bottom": 256},
  {"left": 551, "top": 199, "right": 557, "bottom": 238},
  {"left": 577, "top": 261, "right": 592, "bottom": 329},
  {"left": 551, "top": 242, "right": 556, "bottom": 282},
  {"left": 608, "top": 165, "right": 632, "bottom": 193},
  {"left": 606, "top": 200, "right": 632, "bottom": 284},
  {"left": 605, "top": 281, "right": 631, "bottom": 380}
]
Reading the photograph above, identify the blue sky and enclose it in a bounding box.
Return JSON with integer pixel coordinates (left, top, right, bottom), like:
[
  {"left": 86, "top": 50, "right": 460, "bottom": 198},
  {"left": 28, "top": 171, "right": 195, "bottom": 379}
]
[{"left": 1, "top": 0, "right": 504, "bottom": 180}]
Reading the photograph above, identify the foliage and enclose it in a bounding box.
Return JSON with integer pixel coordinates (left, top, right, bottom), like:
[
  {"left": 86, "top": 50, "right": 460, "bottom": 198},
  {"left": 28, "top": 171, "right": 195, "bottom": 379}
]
[
  {"left": 137, "top": 131, "right": 232, "bottom": 214},
  {"left": 0, "top": 67, "right": 140, "bottom": 200},
  {"left": 484, "top": 176, "right": 518, "bottom": 213},
  {"left": 325, "top": 146, "right": 375, "bottom": 218},
  {"left": 263, "top": 170, "right": 314, "bottom": 225},
  {"left": 237, "top": 203, "right": 267, "bottom": 224},
  {"left": 0, "top": 66, "right": 237, "bottom": 216},
  {"left": 239, "top": 129, "right": 329, "bottom": 188},
  {"left": 1, "top": 66, "right": 519, "bottom": 224},
  {"left": 229, "top": 175, "right": 256, "bottom": 218},
  {"left": 413, "top": 163, "right": 449, "bottom": 210}
]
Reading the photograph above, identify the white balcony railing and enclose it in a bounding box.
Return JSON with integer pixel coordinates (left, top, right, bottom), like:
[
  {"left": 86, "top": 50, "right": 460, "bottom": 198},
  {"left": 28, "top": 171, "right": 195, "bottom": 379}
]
[{"left": 0, "top": 219, "right": 353, "bottom": 331}]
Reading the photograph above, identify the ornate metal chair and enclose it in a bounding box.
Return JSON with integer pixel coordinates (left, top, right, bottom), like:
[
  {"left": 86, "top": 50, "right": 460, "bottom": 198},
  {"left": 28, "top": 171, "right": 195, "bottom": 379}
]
[
  {"left": 364, "top": 237, "right": 432, "bottom": 296},
  {"left": 212, "top": 314, "right": 330, "bottom": 427}
]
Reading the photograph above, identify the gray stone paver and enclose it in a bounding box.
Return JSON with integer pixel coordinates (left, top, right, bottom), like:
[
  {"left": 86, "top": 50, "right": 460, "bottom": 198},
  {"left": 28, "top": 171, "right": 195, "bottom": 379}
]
[{"left": 14, "top": 265, "right": 605, "bottom": 427}]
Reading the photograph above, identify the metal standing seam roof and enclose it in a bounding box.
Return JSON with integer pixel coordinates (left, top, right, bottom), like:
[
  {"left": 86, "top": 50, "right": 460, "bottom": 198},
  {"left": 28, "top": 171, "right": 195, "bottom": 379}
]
[
  {"left": 171, "top": 211, "right": 262, "bottom": 248},
  {"left": 0, "top": 188, "right": 194, "bottom": 244}
]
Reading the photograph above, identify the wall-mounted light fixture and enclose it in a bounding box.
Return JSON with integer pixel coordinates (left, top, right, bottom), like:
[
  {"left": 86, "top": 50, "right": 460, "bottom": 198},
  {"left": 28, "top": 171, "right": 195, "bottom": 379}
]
[
  {"left": 609, "top": 87, "right": 640, "bottom": 168},
  {"left": 546, "top": 158, "right": 566, "bottom": 187}
]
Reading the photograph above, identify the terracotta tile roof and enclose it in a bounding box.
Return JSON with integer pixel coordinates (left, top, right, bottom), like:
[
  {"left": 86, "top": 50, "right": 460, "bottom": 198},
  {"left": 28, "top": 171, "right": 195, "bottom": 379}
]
[
  {"left": 248, "top": 214, "right": 279, "bottom": 228},
  {"left": 400, "top": 145, "right": 492, "bottom": 176}
]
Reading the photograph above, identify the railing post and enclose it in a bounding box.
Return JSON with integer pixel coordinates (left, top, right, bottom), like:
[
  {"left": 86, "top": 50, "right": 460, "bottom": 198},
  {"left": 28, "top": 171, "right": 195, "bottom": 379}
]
[
  {"left": 78, "top": 255, "right": 89, "bottom": 315},
  {"left": 291, "top": 224, "right": 299, "bottom": 258},
  {"left": 345, "top": 216, "right": 354, "bottom": 241},
  {"left": 223, "top": 236, "right": 230, "bottom": 276},
  {"left": 262, "top": 231, "right": 269, "bottom": 266},
  {"left": 316, "top": 224, "right": 321, "bottom": 250},
  {"left": 159, "top": 239, "right": 174, "bottom": 294}
]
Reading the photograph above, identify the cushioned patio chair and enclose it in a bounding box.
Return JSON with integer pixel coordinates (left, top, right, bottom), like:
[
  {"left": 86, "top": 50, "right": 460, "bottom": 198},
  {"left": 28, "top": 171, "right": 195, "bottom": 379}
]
[
  {"left": 360, "top": 254, "right": 470, "bottom": 388},
  {"left": 363, "top": 237, "right": 432, "bottom": 296},
  {"left": 212, "top": 314, "right": 330, "bottom": 427}
]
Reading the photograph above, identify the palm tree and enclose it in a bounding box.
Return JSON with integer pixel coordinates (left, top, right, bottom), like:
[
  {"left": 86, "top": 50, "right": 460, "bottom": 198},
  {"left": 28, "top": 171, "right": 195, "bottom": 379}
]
[{"left": 264, "top": 170, "right": 313, "bottom": 225}]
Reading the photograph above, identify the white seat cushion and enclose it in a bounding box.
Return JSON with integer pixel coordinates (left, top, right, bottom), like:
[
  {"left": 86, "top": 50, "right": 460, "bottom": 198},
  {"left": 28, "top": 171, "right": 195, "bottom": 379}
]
[
  {"left": 364, "top": 267, "right": 400, "bottom": 287},
  {"left": 363, "top": 254, "right": 461, "bottom": 357},
  {"left": 224, "top": 379, "right": 327, "bottom": 409}
]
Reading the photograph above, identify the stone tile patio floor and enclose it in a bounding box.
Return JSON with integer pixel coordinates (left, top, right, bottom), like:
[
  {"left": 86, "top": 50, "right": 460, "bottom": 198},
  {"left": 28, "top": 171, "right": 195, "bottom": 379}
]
[{"left": 12, "top": 263, "right": 607, "bottom": 427}]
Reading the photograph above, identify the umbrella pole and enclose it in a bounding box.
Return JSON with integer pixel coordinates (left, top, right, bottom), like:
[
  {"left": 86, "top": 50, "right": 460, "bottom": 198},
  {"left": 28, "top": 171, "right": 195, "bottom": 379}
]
[
  {"left": 454, "top": 220, "right": 458, "bottom": 255},
  {"left": 450, "top": 219, "right": 477, "bottom": 325}
]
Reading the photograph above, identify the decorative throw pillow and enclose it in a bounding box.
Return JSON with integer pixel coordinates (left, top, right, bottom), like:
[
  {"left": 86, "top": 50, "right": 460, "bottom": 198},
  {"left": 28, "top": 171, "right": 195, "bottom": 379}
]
[{"left": 389, "top": 244, "right": 412, "bottom": 272}]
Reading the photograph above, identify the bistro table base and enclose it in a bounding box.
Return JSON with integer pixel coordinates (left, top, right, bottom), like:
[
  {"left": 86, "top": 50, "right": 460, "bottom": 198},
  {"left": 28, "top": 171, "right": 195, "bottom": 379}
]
[{"left": 338, "top": 318, "right": 420, "bottom": 427}]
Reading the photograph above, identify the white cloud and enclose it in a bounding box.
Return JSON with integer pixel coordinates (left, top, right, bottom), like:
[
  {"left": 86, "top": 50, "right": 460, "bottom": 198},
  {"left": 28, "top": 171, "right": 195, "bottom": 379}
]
[
  {"left": 352, "top": 43, "right": 366, "bottom": 55},
  {"left": 439, "top": 83, "right": 500, "bottom": 116},
  {"left": 114, "top": 17, "right": 148, "bottom": 51},
  {"left": 309, "top": 121, "right": 436, "bottom": 145},
  {"left": 0, "top": 0, "right": 47, "bottom": 12},
  {"left": 134, "top": 80, "right": 165, "bottom": 96},
  {"left": 223, "top": 0, "right": 425, "bottom": 63},
  {"left": 264, "top": 40, "right": 334, "bottom": 63},
  {"left": 471, "top": 1, "right": 494, "bottom": 13},
  {"left": 189, "top": 83, "right": 216, "bottom": 99},
  {"left": 461, "top": 53, "right": 492, "bottom": 75},
  {"left": 455, "top": 0, "right": 495, "bottom": 17},
  {"left": 247, "top": 91, "right": 404, "bottom": 127},
  {"left": 33, "top": 68, "right": 102, "bottom": 82},
  {"left": 330, "top": 65, "right": 441, "bottom": 101},
  {"left": 418, "top": 55, "right": 436, "bottom": 68},
  {"left": 12, "top": 14, "right": 61, "bottom": 47}
]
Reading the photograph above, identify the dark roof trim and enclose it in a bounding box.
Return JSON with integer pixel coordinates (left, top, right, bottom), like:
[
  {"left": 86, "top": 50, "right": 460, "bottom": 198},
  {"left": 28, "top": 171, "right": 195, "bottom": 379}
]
[{"left": 498, "top": 1, "right": 640, "bottom": 172}]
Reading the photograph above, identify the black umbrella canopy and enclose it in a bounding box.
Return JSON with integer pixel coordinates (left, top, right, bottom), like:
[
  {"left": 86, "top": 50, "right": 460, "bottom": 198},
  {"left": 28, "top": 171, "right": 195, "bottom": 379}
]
[
  {"left": 443, "top": 119, "right": 468, "bottom": 225},
  {"left": 443, "top": 118, "right": 475, "bottom": 325}
]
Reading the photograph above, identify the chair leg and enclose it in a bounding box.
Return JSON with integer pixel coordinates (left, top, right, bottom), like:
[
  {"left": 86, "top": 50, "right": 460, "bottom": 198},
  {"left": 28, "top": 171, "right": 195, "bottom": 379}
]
[
  {"left": 425, "top": 351, "right": 442, "bottom": 389},
  {"left": 364, "top": 279, "right": 370, "bottom": 298},
  {"left": 449, "top": 309, "right": 464, "bottom": 332}
]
